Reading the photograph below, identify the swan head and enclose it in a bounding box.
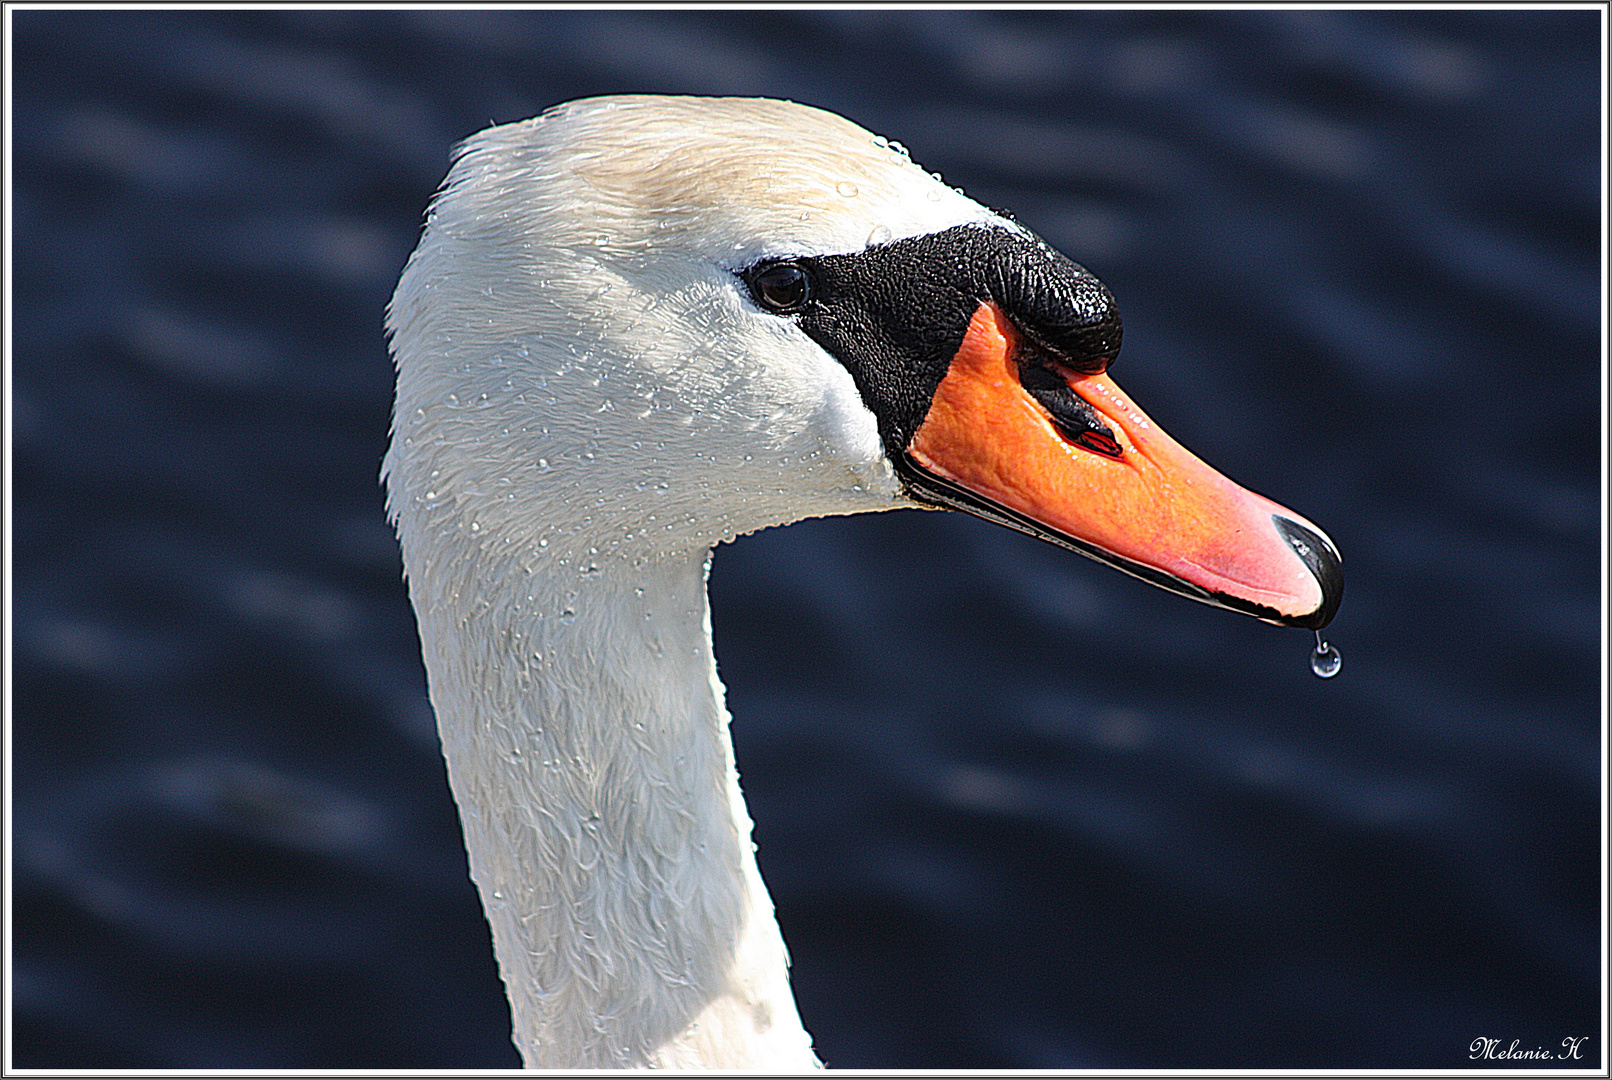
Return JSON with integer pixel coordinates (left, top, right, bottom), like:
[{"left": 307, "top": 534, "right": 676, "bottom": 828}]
[{"left": 385, "top": 94, "right": 1340, "bottom": 630}]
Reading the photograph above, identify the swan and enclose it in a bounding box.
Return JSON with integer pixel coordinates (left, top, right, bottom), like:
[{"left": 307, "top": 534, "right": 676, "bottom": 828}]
[{"left": 382, "top": 94, "right": 1342, "bottom": 1069}]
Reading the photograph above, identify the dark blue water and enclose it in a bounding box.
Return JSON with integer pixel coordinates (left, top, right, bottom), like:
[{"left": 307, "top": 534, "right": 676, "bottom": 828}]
[{"left": 11, "top": 9, "right": 1601, "bottom": 1069}]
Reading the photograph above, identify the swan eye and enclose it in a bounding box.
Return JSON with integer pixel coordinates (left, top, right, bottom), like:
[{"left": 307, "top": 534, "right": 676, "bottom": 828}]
[{"left": 746, "top": 262, "right": 814, "bottom": 313}]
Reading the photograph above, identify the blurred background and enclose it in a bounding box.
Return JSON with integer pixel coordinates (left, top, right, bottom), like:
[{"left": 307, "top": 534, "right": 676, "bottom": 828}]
[{"left": 9, "top": 8, "right": 1602, "bottom": 1070}]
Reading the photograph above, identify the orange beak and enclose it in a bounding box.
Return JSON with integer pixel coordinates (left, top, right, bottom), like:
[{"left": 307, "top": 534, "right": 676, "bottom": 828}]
[{"left": 903, "top": 302, "right": 1341, "bottom": 629}]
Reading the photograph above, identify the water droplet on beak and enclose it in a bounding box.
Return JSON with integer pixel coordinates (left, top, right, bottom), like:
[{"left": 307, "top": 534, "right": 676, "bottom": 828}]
[{"left": 1310, "top": 630, "right": 1342, "bottom": 679}]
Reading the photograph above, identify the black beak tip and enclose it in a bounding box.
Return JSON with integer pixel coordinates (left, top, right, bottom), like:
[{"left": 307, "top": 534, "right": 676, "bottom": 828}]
[{"left": 1273, "top": 515, "right": 1344, "bottom": 630}]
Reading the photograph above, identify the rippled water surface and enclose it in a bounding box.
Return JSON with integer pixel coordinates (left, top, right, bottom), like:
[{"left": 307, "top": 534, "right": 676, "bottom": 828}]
[{"left": 11, "top": 9, "right": 1601, "bottom": 1069}]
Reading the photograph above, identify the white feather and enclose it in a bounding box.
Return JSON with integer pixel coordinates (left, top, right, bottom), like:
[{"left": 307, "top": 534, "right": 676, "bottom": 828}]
[{"left": 383, "top": 95, "right": 1011, "bottom": 1068}]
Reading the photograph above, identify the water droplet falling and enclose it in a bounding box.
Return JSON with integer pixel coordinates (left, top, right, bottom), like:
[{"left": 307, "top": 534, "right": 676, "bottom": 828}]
[{"left": 1310, "top": 631, "right": 1341, "bottom": 679}]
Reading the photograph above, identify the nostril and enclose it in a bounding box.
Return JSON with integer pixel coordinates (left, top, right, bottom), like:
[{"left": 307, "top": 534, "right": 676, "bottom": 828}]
[
  {"left": 1073, "top": 430, "right": 1122, "bottom": 457},
  {"left": 1018, "top": 354, "right": 1123, "bottom": 459}
]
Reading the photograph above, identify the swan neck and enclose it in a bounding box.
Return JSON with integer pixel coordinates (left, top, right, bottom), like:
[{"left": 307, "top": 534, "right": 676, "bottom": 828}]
[{"left": 418, "top": 546, "right": 818, "bottom": 1068}]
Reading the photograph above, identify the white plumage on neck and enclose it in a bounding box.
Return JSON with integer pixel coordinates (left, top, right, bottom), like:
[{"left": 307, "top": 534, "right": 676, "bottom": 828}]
[
  {"left": 412, "top": 545, "right": 813, "bottom": 1068},
  {"left": 384, "top": 96, "right": 1009, "bottom": 1067}
]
